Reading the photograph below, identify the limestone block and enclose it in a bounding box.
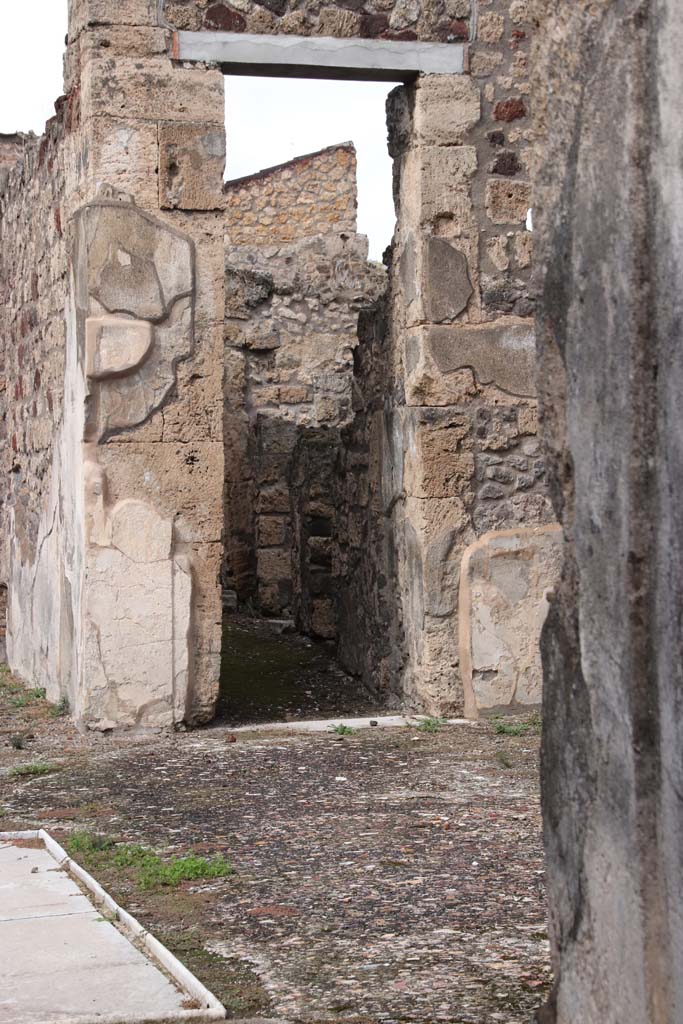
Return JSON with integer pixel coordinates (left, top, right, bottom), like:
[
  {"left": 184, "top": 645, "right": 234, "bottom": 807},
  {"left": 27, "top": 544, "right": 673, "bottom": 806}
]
[
  {"left": 413, "top": 75, "right": 481, "bottom": 146},
  {"left": 485, "top": 179, "right": 532, "bottom": 225},
  {"left": 80, "top": 26, "right": 170, "bottom": 60},
  {"left": 403, "top": 408, "right": 475, "bottom": 500},
  {"left": 85, "top": 120, "right": 160, "bottom": 210},
  {"left": 81, "top": 57, "right": 225, "bottom": 126},
  {"left": 477, "top": 12, "right": 505, "bottom": 42},
  {"left": 69, "top": 0, "right": 157, "bottom": 33},
  {"left": 459, "top": 525, "right": 563, "bottom": 717},
  {"left": 404, "top": 319, "right": 537, "bottom": 404},
  {"left": 159, "top": 124, "right": 226, "bottom": 211},
  {"left": 86, "top": 316, "right": 152, "bottom": 380},
  {"left": 97, "top": 440, "right": 224, "bottom": 543},
  {"left": 401, "top": 146, "right": 478, "bottom": 227}
]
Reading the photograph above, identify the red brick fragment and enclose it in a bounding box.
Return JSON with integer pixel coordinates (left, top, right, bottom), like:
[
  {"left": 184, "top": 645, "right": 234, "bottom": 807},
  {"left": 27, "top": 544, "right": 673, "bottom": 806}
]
[
  {"left": 494, "top": 98, "right": 527, "bottom": 122},
  {"left": 205, "top": 4, "right": 246, "bottom": 31}
]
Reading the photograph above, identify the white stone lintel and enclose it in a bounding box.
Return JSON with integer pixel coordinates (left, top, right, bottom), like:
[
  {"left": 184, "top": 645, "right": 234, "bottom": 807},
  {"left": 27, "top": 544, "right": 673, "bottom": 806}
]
[{"left": 175, "top": 30, "right": 466, "bottom": 81}]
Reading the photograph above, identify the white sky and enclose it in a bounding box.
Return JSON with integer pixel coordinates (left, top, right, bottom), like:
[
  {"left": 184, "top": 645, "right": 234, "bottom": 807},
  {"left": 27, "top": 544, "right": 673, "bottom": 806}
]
[
  {"left": 0, "top": 1, "right": 396, "bottom": 259},
  {"left": 225, "top": 77, "right": 396, "bottom": 260},
  {"left": 1, "top": 2, "right": 69, "bottom": 135}
]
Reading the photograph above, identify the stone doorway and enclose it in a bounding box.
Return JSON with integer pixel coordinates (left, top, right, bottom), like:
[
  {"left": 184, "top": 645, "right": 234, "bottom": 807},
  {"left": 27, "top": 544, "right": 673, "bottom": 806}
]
[{"left": 218, "top": 80, "right": 393, "bottom": 724}]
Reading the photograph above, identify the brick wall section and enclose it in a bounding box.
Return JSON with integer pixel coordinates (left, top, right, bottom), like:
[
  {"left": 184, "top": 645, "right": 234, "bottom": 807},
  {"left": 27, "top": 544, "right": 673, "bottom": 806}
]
[
  {"left": 164, "top": 0, "right": 472, "bottom": 42},
  {"left": 224, "top": 144, "right": 358, "bottom": 246},
  {"left": 0, "top": 117, "right": 69, "bottom": 593}
]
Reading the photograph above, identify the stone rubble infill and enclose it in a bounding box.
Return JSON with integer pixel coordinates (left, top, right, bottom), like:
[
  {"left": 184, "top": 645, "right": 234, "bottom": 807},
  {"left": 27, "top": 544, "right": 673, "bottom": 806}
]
[
  {"left": 228, "top": 715, "right": 474, "bottom": 734},
  {"left": 0, "top": 832, "right": 226, "bottom": 1024}
]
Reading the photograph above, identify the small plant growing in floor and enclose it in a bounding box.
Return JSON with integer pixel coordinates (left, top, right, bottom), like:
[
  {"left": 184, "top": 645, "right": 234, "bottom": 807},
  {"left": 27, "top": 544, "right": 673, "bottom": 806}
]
[
  {"left": 66, "top": 831, "right": 235, "bottom": 890},
  {"left": 9, "top": 686, "right": 46, "bottom": 709},
  {"left": 330, "top": 723, "right": 355, "bottom": 736},
  {"left": 496, "top": 750, "right": 513, "bottom": 769},
  {"left": 67, "top": 831, "right": 115, "bottom": 856},
  {"left": 492, "top": 718, "right": 529, "bottom": 737},
  {"left": 417, "top": 716, "right": 447, "bottom": 733},
  {"left": 10, "top": 762, "right": 59, "bottom": 778},
  {"left": 48, "top": 696, "right": 70, "bottom": 718}
]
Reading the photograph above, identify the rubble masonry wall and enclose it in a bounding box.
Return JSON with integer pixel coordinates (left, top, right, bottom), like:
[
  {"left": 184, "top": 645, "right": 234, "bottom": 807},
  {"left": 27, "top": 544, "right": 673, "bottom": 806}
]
[{"left": 222, "top": 144, "right": 385, "bottom": 639}]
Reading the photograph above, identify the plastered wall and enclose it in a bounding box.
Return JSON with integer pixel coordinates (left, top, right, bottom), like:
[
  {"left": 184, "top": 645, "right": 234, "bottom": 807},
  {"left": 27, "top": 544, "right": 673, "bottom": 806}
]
[{"left": 0, "top": 111, "right": 82, "bottom": 712}]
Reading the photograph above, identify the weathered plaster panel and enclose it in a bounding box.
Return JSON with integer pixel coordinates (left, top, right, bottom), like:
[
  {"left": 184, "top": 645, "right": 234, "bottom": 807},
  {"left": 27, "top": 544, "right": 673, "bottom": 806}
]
[{"left": 459, "top": 525, "right": 562, "bottom": 717}]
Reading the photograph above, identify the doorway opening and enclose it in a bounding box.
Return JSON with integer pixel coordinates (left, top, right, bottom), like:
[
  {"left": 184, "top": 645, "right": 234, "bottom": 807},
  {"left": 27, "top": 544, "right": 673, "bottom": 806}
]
[{"left": 219, "top": 75, "right": 397, "bottom": 724}]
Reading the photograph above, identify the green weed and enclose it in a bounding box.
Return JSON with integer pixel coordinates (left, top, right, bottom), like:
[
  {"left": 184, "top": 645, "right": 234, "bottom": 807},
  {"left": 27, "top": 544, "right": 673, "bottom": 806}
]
[
  {"left": 492, "top": 718, "right": 528, "bottom": 737},
  {"left": 330, "top": 724, "right": 356, "bottom": 736},
  {"left": 65, "top": 831, "right": 234, "bottom": 890},
  {"left": 10, "top": 762, "right": 59, "bottom": 778},
  {"left": 417, "top": 716, "right": 447, "bottom": 733},
  {"left": 48, "top": 697, "right": 70, "bottom": 718},
  {"left": 9, "top": 687, "right": 46, "bottom": 709}
]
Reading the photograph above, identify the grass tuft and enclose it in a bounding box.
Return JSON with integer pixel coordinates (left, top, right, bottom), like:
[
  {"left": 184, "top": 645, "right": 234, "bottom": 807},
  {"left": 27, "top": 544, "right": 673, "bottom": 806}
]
[
  {"left": 65, "top": 831, "right": 234, "bottom": 890},
  {"left": 417, "top": 716, "right": 447, "bottom": 733},
  {"left": 48, "top": 696, "right": 70, "bottom": 718},
  {"left": 492, "top": 718, "right": 529, "bottom": 737},
  {"left": 10, "top": 761, "right": 59, "bottom": 778},
  {"left": 330, "top": 723, "right": 355, "bottom": 736}
]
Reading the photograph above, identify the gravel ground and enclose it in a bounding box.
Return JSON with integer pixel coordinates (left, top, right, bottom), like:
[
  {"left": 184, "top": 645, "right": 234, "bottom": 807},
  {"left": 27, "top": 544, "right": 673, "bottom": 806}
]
[{"left": 0, "top": 666, "right": 551, "bottom": 1023}]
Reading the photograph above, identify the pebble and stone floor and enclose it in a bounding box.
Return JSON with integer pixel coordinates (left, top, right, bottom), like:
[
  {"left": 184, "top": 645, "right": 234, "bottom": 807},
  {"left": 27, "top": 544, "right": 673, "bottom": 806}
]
[{"left": 0, "top": 674, "right": 551, "bottom": 1024}]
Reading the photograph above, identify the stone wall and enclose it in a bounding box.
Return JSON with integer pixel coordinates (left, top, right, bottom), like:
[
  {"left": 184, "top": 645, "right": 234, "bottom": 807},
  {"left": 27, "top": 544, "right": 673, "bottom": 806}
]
[
  {"left": 0, "top": 110, "right": 78, "bottom": 708},
  {"left": 532, "top": 0, "right": 683, "bottom": 1020},
  {"left": 336, "top": 0, "right": 554, "bottom": 715},
  {"left": 0, "top": 134, "right": 34, "bottom": 191},
  {"left": 2, "top": 0, "right": 557, "bottom": 726},
  {"left": 163, "top": 0, "right": 473, "bottom": 42},
  {"left": 0, "top": 0, "right": 227, "bottom": 729},
  {"left": 223, "top": 146, "right": 385, "bottom": 637},
  {"left": 224, "top": 143, "right": 358, "bottom": 245}
]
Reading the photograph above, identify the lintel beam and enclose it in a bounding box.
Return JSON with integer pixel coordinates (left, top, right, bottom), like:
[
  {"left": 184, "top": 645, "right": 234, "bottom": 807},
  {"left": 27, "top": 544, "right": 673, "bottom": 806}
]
[{"left": 174, "top": 31, "right": 466, "bottom": 82}]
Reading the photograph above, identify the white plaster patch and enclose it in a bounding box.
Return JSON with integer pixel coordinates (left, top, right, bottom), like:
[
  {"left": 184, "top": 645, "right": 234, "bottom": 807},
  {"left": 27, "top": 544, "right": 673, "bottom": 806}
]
[
  {"left": 86, "top": 315, "right": 153, "bottom": 380},
  {"left": 110, "top": 500, "right": 172, "bottom": 563},
  {"left": 459, "top": 525, "right": 563, "bottom": 716}
]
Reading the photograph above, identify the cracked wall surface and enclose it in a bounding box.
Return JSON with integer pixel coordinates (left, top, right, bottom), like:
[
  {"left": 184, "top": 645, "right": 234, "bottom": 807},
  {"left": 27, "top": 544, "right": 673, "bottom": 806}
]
[{"left": 532, "top": 0, "right": 683, "bottom": 1020}]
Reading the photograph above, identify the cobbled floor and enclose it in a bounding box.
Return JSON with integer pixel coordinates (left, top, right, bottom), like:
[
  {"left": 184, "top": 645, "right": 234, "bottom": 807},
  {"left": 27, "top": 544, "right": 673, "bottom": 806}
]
[{"left": 0, "top": 668, "right": 551, "bottom": 1023}]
